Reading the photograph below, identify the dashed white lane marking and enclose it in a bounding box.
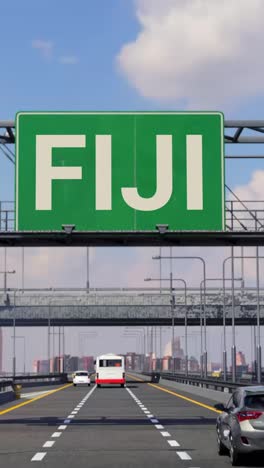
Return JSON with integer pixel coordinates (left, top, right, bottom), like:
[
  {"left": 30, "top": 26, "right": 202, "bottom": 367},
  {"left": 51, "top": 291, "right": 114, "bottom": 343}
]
[
  {"left": 51, "top": 432, "right": 62, "bottom": 438},
  {"left": 43, "top": 441, "right": 55, "bottom": 448},
  {"left": 176, "top": 452, "right": 192, "bottom": 460},
  {"left": 168, "top": 440, "right": 180, "bottom": 447},
  {"left": 31, "top": 385, "right": 97, "bottom": 462},
  {"left": 127, "top": 386, "right": 193, "bottom": 462},
  {"left": 31, "top": 452, "right": 46, "bottom": 461}
]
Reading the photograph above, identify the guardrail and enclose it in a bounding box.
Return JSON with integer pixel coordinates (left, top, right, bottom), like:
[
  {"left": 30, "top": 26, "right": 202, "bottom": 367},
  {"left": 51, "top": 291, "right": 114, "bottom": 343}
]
[
  {"left": 0, "top": 379, "right": 13, "bottom": 391},
  {"left": 0, "top": 373, "right": 68, "bottom": 388},
  {"left": 141, "top": 371, "right": 263, "bottom": 393}
]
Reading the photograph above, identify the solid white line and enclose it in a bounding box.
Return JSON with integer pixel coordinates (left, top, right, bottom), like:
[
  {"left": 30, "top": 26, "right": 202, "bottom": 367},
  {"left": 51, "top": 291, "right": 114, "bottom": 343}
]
[
  {"left": 31, "top": 452, "right": 46, "bottom": 461},
  {"left": 168, "top": 440, "right": 180, "bottom": 447},
  {"left": 43, "top": 441, "right": 55, "bottom": 448},
  {"left": 160, "top": 431, "right": 171, "bottom": 437},
  {"left": 58, "top": 425, "right": 67, "bottom": 430},
  {"left": 176, "top": 452, "right": 192, "bottom": 460},
  {"left": 155, "top": 424, "right": 164, "bottom": 430},
  {"left": 51, "top": 432, "right": 62, "bottom": 438}
]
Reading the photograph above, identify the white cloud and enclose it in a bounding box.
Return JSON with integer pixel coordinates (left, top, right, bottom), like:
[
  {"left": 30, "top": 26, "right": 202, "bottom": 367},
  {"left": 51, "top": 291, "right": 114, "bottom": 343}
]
[
  {"left": 59, "top": 55, "right": 79, "bottom": 65},
  {"left": 117, "top": 0, "right": 264, "bottom": 108},
  {"left": 32, "top": 39, "right": 54, "bottom": 59},
  {"left": 233, "top": 170, "right": 264, "bottom": 201}
]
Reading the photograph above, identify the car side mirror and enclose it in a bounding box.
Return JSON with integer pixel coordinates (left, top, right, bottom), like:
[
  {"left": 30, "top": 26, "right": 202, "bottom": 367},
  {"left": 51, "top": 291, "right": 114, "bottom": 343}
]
[{"left": 214, "top": 403, "right": 227, "bottom": 412}]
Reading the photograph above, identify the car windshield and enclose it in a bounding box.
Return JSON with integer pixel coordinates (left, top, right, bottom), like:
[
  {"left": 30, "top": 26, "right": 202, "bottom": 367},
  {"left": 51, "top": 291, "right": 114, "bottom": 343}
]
[
  {"left": 75, "top": 372, "right": 88, "bottom": 376},
  {"left": 245, "top": 394, "right": 264, "bottom": 410}
]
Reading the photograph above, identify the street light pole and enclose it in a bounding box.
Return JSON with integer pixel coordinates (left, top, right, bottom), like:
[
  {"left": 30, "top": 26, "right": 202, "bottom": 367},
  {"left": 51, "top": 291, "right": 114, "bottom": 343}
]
[
  {"left": 12, "top": 289, "right": 17, "bottom": 377},
  {"left": 256, "top": 246, "right": 262, "bottom": 383},
  {"left": 86, "top": 247, "right": 90, "bottom": 292},
  {"left": 153, "top": 255, "right": 206, "bottom": 377},
  {"left": 145, "top": 276, "right": 187, "bottom": 376},
  {"left": 231, "top": 246, "right": 236, "bottom": 383},
  {"left": 223, "top": 254, "right": 264, "bottom": 383}
]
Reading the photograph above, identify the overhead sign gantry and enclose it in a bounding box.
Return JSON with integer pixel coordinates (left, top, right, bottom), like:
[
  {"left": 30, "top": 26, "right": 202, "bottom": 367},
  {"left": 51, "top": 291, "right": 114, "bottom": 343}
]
[{"left": 0, "top": 116, "right": 264, "bottom": 246}]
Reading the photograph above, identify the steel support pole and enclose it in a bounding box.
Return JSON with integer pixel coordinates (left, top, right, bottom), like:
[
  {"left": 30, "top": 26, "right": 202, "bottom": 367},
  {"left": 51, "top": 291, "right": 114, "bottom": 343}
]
[
  {"left": 12, "top": 291, "right": 16, "bottom": 377},
  {"left": 62, "top": 326, "right": 65, "bottom": 373},
  {"left": 4, "top": 248, "right": 6, "bottom": 293},
  {"left": 231, "top": 247, "right": 236, "bottom": 382},
  {"left": 253, "top": 325, "right": 257, "bottom": 378},
  {"left": 202, "top": 262, "right": 207, "bottom": 378},
  {"left": 256, "top": 246, "right": 262, "bottom": 383},
  {"left": 200, "top": 288, "right": 204, "bottom": 378},
  {"left": 159, "top": 326, "right": 162, "bottom": 372},
  {"left": 241, "top": 246, "right": 244, "bottom": 293},
  {"left": 86, "top": 247, "right": 90, "bottom": 292},
  {"left": 48, "top": 303, "right": 51, "bottom": 373},
  {"left": 170, "top": 273, "right": 175, "bottom": 375},
  {"left": 223, "top": 263, "right": 227, "bottom": 381},
  {"left": 184, "top": 284, "right": 188, "bottom": 376},
  {"left": 58, "top": 327, "right": 61, "bottom": 372},
  {"left": 22, "top": 247, "right": 24, "bottom": 292},
  {"left": 23, "top": 337, "right": 26, "bottom": 374},
  {"left": 159, "top": 247, "right": 162, "bottom": 293}
]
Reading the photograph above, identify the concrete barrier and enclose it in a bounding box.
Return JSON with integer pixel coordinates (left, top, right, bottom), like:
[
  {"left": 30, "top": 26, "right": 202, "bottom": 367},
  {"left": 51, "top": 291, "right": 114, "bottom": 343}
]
[
  {"left": 130, "top": 372, "right": 230, "bottom": 405},
  {"left": 0, "top": 386, "right": 15, "bottom": 405}
]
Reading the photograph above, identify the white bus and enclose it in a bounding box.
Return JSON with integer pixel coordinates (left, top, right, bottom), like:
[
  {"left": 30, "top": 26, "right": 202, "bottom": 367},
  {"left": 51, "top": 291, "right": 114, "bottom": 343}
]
[{"left": 95, "top": 354, "right": 125, "bottom": 387}]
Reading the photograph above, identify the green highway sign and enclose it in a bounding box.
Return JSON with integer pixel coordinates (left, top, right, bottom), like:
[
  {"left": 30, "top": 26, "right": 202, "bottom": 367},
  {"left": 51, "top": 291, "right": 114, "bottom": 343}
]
[{"left": 16, "top": 112, "right": 224, "bottom": 231}]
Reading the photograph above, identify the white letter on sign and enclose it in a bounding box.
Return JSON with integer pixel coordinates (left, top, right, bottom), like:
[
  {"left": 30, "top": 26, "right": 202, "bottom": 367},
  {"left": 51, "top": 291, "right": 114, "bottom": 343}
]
[
  {"left": 96, "top": 135, "right": 112, "bottom": 210},
  {"left": 186, "top": 135, "right": 203, "bottom": 210},
  {"left": 35, "top": 135, "right": 85, "bottom": 210},
  {"left": 122, "top": 135, "right": 173, "bottom": 211}
]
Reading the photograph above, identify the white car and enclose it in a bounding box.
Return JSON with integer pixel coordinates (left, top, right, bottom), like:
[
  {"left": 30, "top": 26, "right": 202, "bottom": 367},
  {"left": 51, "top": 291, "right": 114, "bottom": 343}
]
[{"left": 73, "top": 371, "right": 91, "bottom": 386}]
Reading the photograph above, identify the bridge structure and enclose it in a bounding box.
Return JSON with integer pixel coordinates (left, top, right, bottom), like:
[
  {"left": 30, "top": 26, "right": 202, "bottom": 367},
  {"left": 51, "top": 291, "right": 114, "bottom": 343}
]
[{"left": 0, "top": 287, "right": 264, "bottom": 326}]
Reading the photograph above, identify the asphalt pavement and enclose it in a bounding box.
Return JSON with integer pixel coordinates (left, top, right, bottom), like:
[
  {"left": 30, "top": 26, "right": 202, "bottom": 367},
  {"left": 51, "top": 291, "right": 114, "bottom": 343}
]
[{"left": 0, "top": 378, "right": 263, "bottom": 467}]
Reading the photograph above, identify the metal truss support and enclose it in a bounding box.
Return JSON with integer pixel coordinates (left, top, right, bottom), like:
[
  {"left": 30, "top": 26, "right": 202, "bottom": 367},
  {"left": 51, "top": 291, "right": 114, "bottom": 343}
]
[
  {"left": 0, "top": 230, "right": 262, "bottom": 247},
  {"left": 2, "top": 119, "right": 264, "bottom": 147}
]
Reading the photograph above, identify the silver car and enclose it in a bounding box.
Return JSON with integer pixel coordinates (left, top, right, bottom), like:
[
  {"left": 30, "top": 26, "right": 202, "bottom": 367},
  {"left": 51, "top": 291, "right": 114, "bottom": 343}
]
[{"left": 215, "top": 386, "right": 264, "bottom": 466}]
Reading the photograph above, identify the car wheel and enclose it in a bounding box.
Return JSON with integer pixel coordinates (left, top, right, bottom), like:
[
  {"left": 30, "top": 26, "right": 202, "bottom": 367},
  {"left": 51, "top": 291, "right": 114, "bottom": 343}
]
[
  {"left": 97, "top": 384, "right": 101, "bottom": 388},
  {"left": 121, "top": 384, "right": 124, "bottom": 388},
  {"left": 216, "top": 428, "right": 228, "bottom": 456},
  {"left": 88, "top": 383, "right": 91, "bottom": 386},
  {"left": 230, "top": 435, "right": 240, "bottom": 466}
]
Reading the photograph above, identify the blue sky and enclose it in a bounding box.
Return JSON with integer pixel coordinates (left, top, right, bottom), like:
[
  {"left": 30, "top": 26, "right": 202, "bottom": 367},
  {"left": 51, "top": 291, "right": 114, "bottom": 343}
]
[
  {"left": 1, "top": 0, "right": 264, "bottom": 198},
  {"left": 1, "top": 0, "right": 264, "bottom": 369}
]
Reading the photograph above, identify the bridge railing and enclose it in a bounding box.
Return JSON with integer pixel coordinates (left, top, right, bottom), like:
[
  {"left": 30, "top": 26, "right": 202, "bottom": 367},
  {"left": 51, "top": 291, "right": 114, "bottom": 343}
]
[
  {"left": 142, "top": 371, "right": 263, "bottom": 393},
  {"left": 0, "top": 199, "right": 264, "bottom": 232}
]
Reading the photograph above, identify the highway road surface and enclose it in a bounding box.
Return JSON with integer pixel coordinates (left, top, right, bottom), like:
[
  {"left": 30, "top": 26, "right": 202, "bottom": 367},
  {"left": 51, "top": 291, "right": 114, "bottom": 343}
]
[{"left": 0, "top": 377, "right": 263, "bottom": 467}]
